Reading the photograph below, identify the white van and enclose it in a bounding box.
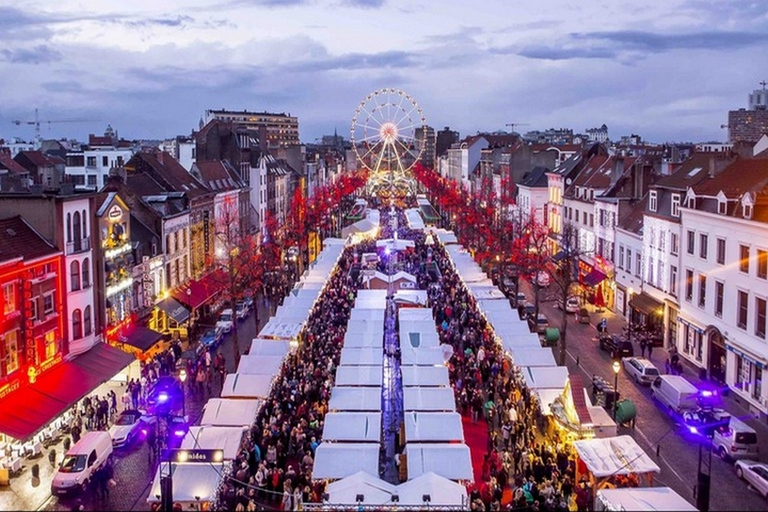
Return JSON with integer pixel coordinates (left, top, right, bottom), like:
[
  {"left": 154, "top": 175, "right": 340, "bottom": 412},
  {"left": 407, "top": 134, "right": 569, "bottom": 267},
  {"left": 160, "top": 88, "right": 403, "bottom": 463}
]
[
  {"left": 650, "top": 375, "right": 699, "bottom": 413},
  {"left": 51, "top": 431, "right": 113, "bottom": 495},
  {"left": 712, "top": 416, "right": 759, "bottom": 461}
]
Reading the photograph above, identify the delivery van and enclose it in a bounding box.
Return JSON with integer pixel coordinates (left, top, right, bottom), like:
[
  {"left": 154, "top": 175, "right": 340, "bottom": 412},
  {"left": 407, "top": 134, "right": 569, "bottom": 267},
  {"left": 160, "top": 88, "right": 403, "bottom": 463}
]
[
  {"left": 51, "top": 431, "right": 113, "bottom": 495},
  {"left": 712, "top": 416, "right": 759, "bottom": 461},
  {"left": 650, "top": 375, "right": 699, "bottom": 413}
]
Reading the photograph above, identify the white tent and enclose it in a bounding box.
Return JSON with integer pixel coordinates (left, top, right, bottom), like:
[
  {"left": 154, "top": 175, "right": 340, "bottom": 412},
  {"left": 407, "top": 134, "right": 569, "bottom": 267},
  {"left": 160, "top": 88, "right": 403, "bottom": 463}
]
[
  {"left": 434, "top": 229, "right": 458, "bottom": 245},
  {"left": 493, "top": 319, "right": 535, "bottom": 337},
  {"left": 498, "top": 332, "right": 542, "bottom": 352},
  {"left": 312, "top": 443, "right": 380, "bottom": 480},
  {"left": 401, "top": 365, "right": 449, "bottom": 387},
  {"left": 467, "top": 286, "right": 507, "bottom": 301},
  {"left": 522, "top": 366, "right": 569, "bottom": 390},
  {"left": 508, "top": 347, "right": 557, "bottom": 368},
  {"left": 477, "top": 298, "right": 516, "bottom": 316},
  {"left": 221, "top": 373, "right": 275, "bottom": 399},
  {"left": 181, "top": 426, "right": 247, "bottom": 460},
  {"left": 340, "top": 347, "right": 384, "bottom": 366},
  {"left": 343, "top": 330, "right": 384, "bottom": 349},
  {"left": 536, "top": 388, "right": 564, "bottom": 416},
  {"left": 573, "top": 436, "right": 661, "bottom": 478},
  {"left": 397, "top": 472, "right": 468, "bottom": 507},
  {"left": 394, "top": 289, "right": 428, "bottom": 306},
  {"left": 147, "top": 462, "right": 223, "bottom": 505},
  {"left": 596, "top": 487, "right": 697, "bottom": 511},
  {"left": 323, "top": 412, "right": 382, "bottom": 442},
  {"left": 404, "top": 208, "right": 426, "bottom": 230},
  {"left": 404, "top": 412, "right": 464, "bottom": 442},
  {"left": 349, "top": 308, "right": 386, "bottom": 322},
  {"left": 326, "top": 471, "right": 397, "bottom": 506},
  {"left": 404, "top": 443, "right": 473, "bottom": 481},
  {"left": 346, "top": 318, "right": 386, "bottom": 337},
  {"left": 354, "top": 292, "right": 389, "bottom": 310},
  {"left": 400, "top": 330, "right": 441, "bottom": 350},
  {"left": 258, "top": 319, "right": 304, "bottom": 341},
  {"left": 398, "top": 307, "right": 434, "bottom": 324},
  {"left": 341, "top": 216, "right": 379, "bottom": 241},
  {"left": 200, "top": 398, "right": 262, "bottom": 427},
  {"left": 403, "top": 387, "right": 456, "bottom": 412},
  {"left": 328, "top": 386, "right": 383, "bottom": 412},
  {"left": 376, "top": 238, "right": 416, "bottom": 251},
  {"left": 236, "top": 354, "right": 285, "bottom": 375},
  {"left": 356, "top": 289, "right": 389, "bottom": 301},
  {"left": 249, "top": 338, "right": 291, "bottom": 357},
  {"left": 400, "top": 345, "right": 446, "bottom": 366},
  {"left": 335, "top": 365, "right": 382, "bottom": 387}
]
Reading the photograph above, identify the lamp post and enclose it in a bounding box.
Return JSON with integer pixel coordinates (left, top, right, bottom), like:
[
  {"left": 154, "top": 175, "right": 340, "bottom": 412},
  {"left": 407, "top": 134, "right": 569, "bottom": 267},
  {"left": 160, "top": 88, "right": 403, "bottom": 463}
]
[
  {"left": 178, "top": 368, "right": 187, "bottom": 418},
  {"left": 612, "top": 361, "right": 620, "bottom": 421},
  {"left": 626, "top": 287, "right": 634, "bottom": 341}
]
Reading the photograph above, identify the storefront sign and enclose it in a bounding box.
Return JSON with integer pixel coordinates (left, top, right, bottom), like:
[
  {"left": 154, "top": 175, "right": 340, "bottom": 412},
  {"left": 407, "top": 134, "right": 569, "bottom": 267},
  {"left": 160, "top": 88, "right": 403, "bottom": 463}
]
[
  {"left": 108, "top": 205, "right": 123, "bottom": 220},
  {"left": 39, "top": 352, "right": 63, "bottom": 373},
  {"left": 0, "top": 377, "right": 21, "bottom": 400},
  {"left": 170, "top": 449, "right": 224, "bottom": 464}
]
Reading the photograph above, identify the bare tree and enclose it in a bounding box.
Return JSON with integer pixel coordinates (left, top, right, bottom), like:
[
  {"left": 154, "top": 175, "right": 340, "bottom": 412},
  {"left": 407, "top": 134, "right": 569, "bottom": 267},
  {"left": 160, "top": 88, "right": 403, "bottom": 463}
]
[
  {"left": 509, "top": 212, "right": 551, "bottom": 320},
  {"left": 549, "top": 221, "right": 583, "bottom": 366}
]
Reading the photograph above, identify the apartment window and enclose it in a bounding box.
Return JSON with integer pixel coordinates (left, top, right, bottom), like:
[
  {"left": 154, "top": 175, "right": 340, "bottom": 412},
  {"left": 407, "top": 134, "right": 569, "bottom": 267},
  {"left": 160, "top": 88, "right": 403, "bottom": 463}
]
[
  {"left": 687, "top": 230, "right": 695, "bottom": 255},
  {"left": 758, "top": 249, "right": 768, "bottom": 279},
  {"left": 718, "top": 199, "right": 727, "bottom": 215},
  {"left": 698, "top": 275, "right": 707, "bottom": 308},
  {"left": 86, "top": 156, "right": 96, "bottom": 167},
  {"left": 756, "top": 297, "right": 767, "bottom": 339},
  {"left": 619, "top": 246, "right": 625, "bottom": 270},
  {"left": 2, "top": 283, "right": 15, "bottom": 315},
  {"left": 635, "top": 253, "right": 642, "bottom": 277},
  {"left": 43, "top": 292, "right": 55, "bottom": 316},
  {"left": 738, "top": 290, "right": 749, "bottom": 329},
  {"left": 699, "top": 234, "right": 708, "bottom": 259},
  {"left": 740, "top": 245, "right": 750, "bottom": 273},
  {"left": 82, "top": 258, "right": 90, "bottom": 288},
  {"left": 715, "top": 281, "right": 724, "bottom": 317},
  {"left": 70, "top": 261, "right": 80, "bottom": 291},
  {"left": 72, "top": 309, "right": 83, "bottom": 340},
  {"left": 84, "top": 306, "right": 92, "bottom": 336},
  {"left": 28, "top": 299, "right": 38, "bottom": 321},
  {"left": 649, "top": 190, "right": 658, "bottom": 212},
  {"left": 583, "top": 211, "right": 587, "bottom": 224},
  {"left": 4, "top": 331, "right": 19, "bottom": 374},
  {"left": 716, "top": 238, "right": 726, "bottom": 265},
  {"left": 744, "top": 204, "right": 753, "bottom": 219},
  {"left": 671, "top": 193, "right": 681, "bottom": 217},
  {"left": 44, "top": 330, "right": 57, "bottom": 360},
  {"left": 589, "top": 214, "right": 594, "bottom": 227},
  {"left": 685, "top": 270, "right": 694, "bottom": 301},
  {"left": 671, "top": 233, "right": 679, "bottom": 255},
  {"left": 626, "top": 249, "right": 632, "bottom": 271},
  {"left": 670, "top": 266, "right": 678, "bottom": 296},
  {"left": 647, "top": 257, "right": 655, "bottom": 284},
  {"left": 599, "top": 210, "right": 605, "bottom": 227}
]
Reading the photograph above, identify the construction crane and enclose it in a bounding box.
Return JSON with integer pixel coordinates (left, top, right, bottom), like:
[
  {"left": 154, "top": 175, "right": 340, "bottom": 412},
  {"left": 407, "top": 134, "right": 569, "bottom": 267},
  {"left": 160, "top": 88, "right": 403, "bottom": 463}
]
[
  {"left": 505, "top": 122, "right": 530, "bottom": 133},
  {"left": 12, "top": 108, "right": 99, "bottom": 148}
]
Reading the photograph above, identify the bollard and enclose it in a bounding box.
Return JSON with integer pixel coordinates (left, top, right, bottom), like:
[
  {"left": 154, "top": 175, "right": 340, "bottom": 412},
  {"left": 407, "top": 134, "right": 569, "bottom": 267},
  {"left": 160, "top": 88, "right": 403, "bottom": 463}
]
[
  {"left": 656, "top": 445, "right": 660, "bottom": 457},
  {"left": 31, "top": 463, "right": 39, "bottom": 479}
]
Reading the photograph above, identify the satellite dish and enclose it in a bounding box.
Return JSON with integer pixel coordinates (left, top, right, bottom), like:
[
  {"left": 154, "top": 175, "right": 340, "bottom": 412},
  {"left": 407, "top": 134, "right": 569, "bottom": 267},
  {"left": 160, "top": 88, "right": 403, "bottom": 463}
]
[{"left": 566, "top": 178, "right": 573, "bottom": 185}]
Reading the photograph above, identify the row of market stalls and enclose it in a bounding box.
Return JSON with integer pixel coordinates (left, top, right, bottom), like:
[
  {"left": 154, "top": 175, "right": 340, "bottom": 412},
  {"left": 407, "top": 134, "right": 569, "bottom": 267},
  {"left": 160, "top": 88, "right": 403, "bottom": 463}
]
[{"left": 147, "top": 239, "right": 348, "bottom": 509}]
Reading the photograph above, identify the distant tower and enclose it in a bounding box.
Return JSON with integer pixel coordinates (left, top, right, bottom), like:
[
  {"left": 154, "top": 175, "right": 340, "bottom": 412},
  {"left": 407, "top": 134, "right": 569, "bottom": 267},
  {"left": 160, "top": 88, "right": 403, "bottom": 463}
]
[
  {"left": 728, "top": 82, "right": 768, "bottom": 142},
  {"left": 749, "top": 81, "right": 768, "bottom": 110}
]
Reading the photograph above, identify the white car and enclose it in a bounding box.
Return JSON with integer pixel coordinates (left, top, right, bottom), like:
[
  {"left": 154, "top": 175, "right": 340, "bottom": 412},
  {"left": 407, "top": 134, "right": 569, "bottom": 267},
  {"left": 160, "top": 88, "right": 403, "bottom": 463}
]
[
  {"left": 536, "top": 271, "right": 550, "bottom": 287},
  {"left": 235, "top": 300, "right": 249, "bottom": 320},
  {"left": 108, "top": 409, "right": 150, "bottom": 447},
  {"left": 735, "top": 460, "right": 768, "bottom": 499},
  {"left": 216, "top": 308, "right": 234, "bottom": 333},
  {"left": 557, "top": 296, "right": 580, "bottom": 313},
  {"left": 622, "top": 357, "right": 661, "bottom": 386}
]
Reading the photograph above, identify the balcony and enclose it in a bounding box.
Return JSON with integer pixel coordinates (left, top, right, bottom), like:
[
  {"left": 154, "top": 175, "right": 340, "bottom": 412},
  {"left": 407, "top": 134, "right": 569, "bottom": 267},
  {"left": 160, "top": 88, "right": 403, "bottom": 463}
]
[{"left": 66, "top": 236, "right": 91, "bottom": 255}]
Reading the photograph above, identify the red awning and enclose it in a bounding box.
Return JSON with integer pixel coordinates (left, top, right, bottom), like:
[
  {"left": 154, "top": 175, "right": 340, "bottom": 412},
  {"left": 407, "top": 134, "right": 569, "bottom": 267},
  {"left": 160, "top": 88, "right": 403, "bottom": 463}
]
[
  {"left": 172, "top": 272, "right": 225, "bottom": 310},
  {"left": 0, "top": 343, "right": 134, "bottom": 441},
  {"left": 568, "top": 374, "right": 592, "bottom": 426}
]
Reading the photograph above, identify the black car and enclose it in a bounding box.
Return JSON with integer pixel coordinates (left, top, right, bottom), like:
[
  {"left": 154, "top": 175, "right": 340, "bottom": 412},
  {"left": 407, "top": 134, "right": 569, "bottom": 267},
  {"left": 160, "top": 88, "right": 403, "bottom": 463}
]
[
  {"left": 145, "top": 376, "right": 184, "bottom": 417},
  {"left": 598, "top": 334, "right": 634, "bottom": 359},
  {"left": 499, "top": 277, "right": 517, "bottom": 298}
]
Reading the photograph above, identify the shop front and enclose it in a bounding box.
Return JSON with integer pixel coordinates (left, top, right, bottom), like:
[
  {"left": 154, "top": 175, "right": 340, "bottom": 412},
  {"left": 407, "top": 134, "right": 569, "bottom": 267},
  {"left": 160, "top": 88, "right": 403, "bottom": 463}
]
[
  {"left": 170, "top": 272, "right": 226, "bottom": 327},
  {"left": 726, "top": 339, "right": 767, "bottom": 417},
  {"left": 628, "top": 292, "right": 664, "bottom": 346},
  {"left": 153, "top": 296, "right": 191, "bottom": 343},
  {"left": 578, "top": 256, "right": 614, "bottom": 311}
]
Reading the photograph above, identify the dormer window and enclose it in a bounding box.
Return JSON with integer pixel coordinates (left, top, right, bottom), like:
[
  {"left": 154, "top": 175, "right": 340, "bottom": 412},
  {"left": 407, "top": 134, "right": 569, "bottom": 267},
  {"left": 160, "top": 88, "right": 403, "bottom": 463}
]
[
  {"left": 718, "top": 199, "right": 727, "bottom": 215},
  {"left": 649, "top": 190, "right": 658, "bottom": 212},
  {"left": 671, "top": 193, "right": 681, "bottom": 217},
  {"left": 742, "top": 193, "right": 754, "bottom": 220},
  {"left": 744, "top": 204, "right": 753, "bottom": 219},
  {"left": 589, "top": 189, "right": 595, "bottom": 201}
]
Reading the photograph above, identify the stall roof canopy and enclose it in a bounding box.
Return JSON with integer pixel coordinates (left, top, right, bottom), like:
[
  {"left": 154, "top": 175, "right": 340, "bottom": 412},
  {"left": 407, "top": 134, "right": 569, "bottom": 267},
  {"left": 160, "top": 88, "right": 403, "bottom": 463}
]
[
  {"left": 434, "top": 229, "right": 458, "bottom": 245},
  {"left": 404, "top": 443, "right": 473, "bottom": 481},
  {"left": 508, "top": 347, "right": 558, "bottom": 368},
  {"left": 156, "top": 296, "right": 191, "bottom": 324},
  {"left": 401, "top": 365, "right": 450, "bottom": 387},
  {"left": 400, "top": 345, "right": 447, "bottom": 366},
  {"left": 343, "top": 329, "right": 384, "bottom": 349},
  {"left": 326, "top": 471, "right": 397, "bottom": 506},
  {"left": 181, "top": 426, "right": 247, "bottom": 460},
  {"left": 335, "top": 365, "right": 383, "bottom": 387},
  {"left": 323, "top": 412, "right": 382, "bottom": 442},
  {"left": 404, "top": 412, "right": 464, "bottom": 442},
  {"left": 148, "top": 462, "right": 223, "bottom": 504},
  {"left": 398, "top": 472, "right": 468, "bottom": 507},
  {"left": 119, "top": 324, "right": 164, "bottom": 352},
  {"left": 171, "top": 271, "right": 224, "bottom": 309},
  {"left": 0, "top": 342, "right": 134, "bottom": 441},
  {"left": 403, "top": 386, "right": 456, "bottom": 412},
  {"left": 200, "top": 398, "right": 262, "bottom": 427},
  {"left": 312, "top": 443, "right": 380, "bottom": 480},
  {"left": 328, "top": 386, "right": 383, "bottom": 412},
  {"left": 394, "top": 289, "right": 428, "bottom": 306},
  {"left": 340, "top": 347, "right": 384, "bottom": 366},
  {"left": 349, "top": 308, "right": 386, "bottom": 322},
  {"left": 258, "top": 319, "right": 304, "bottom": 341},
  {"left": 236, "top": 354, "right": 284, "bottom": 375},
  {"left": 522, "top": 366, "right": 569, "bottom": 390},
  {"left": 596, "top": 487, "right": 697, "bottom": 511},
  {"left": 404, "top": 208, "right": 426, "bottom": 230},
  {"left": 249, "top": 338, "right": 291, "bottom": 358},
  {"left": 574, "top": 435, "right": 660, "bottom": 478},
  {"left": 221, "top": 373, "right": 274, "bottom": 399}
]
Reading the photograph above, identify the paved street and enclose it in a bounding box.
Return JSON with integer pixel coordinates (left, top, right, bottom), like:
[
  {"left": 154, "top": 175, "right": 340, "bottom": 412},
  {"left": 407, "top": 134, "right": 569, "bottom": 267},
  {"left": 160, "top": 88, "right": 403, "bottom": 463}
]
[
  {"left": 40, "top": 294, "right": 271, "bottom": 512},
  {"left": 522, "top": 279, "right": 768, "bottom": 511}
]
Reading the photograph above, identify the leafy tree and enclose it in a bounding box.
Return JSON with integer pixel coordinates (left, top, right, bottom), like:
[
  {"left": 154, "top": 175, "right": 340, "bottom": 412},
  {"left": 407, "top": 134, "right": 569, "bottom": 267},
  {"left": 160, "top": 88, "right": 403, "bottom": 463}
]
[{"left": 549, "top": 222, "right": 583, "bottom": 366}]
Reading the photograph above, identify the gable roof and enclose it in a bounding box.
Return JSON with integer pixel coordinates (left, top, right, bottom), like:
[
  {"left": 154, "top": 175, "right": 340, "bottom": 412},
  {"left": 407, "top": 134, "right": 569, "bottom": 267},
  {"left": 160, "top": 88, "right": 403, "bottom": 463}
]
[
  {"left": 14, "top": 150, "right": 56, "bottom": 168},
  {"left": 0, "top": 215, "right": 58, "bottom": 262},
  {"left": 0, "top": 152, "right": 28, "bottom": 175},
  {"left": 519, "top": 166, "right": 550, "bottom": 188},
  {"left": 193, "top": 161, "right": 245, "bottom": 191},
  {"left": 692, "top": 158, "right": 768, "bottom": 198},
  {"left": 128, "top": 151, "right": 208, "bottom": 198},
  {"left": 617, "top": 193, "right": 648, "bottom": 235},
  {"left": 654, "top": 152, "right": 736, "bottom": 190}
]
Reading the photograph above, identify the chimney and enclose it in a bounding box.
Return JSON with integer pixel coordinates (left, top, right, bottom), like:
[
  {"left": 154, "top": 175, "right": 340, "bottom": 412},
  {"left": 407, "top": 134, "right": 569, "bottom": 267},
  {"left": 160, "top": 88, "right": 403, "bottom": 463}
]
[
  {"left": 157, "top": 151, "right": 165, "bottom": 166},
  {"left": 611, "top": 153, "right": 625, "bottom": 185}
]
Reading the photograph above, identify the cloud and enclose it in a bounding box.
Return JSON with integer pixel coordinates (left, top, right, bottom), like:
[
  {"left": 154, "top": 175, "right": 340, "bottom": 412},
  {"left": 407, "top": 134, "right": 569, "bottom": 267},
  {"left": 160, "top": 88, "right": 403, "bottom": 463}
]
[
  {"left": 0, "top": 45, "right": 61, "bottom": 64},
  {"left": 285, "top": 50, "right": 419, "bottom": 72},
  {"left": 575, "top": 29, "right": 768, "bottom": 52},
  {"left": 341, "top": 0, "right": 386, "bottom": 7}
]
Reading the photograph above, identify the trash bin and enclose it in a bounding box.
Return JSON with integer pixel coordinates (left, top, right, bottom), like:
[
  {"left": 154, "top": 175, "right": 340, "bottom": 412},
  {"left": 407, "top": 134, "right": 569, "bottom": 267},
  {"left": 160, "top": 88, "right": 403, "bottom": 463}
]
[
  {"left": 0, "top": 468, "right": 9, "bottom": 486},
  {"left": 31, "top": 463, "right": 39, "bottom": 479},
  {"left": 614, "top": 399, "right": 637, "bottom": 426},
  {"left": 544, "top": 328, "right": 560, "bottom": 347}
]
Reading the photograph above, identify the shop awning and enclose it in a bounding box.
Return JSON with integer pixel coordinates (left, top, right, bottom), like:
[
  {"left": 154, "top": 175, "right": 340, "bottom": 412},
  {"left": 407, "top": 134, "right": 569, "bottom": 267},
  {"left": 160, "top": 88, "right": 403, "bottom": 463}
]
[
  {"left": 629, "top": 292, "right": 663, "bottom": 316},
  {"left": 583, "top": 268, "right": 607, "bottom": 286},
  {"left": 119, "top": 324, "right": 164, "bottom": 352},
  {"left": 0, "top": 343, "right": 134, "bottom": 441},
  {"left": 172, "top": 272, "right": 225, "bottom": 310},
  {"left": 156, "top": 297, "right": 191, "bottom": 324}
]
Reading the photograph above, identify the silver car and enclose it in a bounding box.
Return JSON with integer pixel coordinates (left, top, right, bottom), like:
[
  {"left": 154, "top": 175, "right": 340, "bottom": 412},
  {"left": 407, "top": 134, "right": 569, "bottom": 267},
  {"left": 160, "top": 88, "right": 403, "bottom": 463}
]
[
  {"left": 622, "top": 357, "right": 661, "bottom": 386},
  {"left": 735, "top": 460, "right": 768, "bottom": 499}
]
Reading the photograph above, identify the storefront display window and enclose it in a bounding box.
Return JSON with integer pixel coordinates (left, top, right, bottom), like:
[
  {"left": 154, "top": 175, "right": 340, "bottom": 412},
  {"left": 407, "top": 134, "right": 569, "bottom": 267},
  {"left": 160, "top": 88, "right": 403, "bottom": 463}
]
[
  {"left": 44, "top": 330, "right": 57, "bottom": 360},
  {"left": 4, "top": 331, "right": 18, "bottom": 374}
]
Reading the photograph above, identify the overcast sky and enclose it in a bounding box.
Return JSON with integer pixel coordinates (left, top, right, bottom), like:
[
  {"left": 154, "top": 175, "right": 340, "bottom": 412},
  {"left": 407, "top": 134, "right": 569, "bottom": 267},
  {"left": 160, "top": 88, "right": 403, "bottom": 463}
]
[{"left": 2, "top": 0, "right": 767, "bottom": 145}]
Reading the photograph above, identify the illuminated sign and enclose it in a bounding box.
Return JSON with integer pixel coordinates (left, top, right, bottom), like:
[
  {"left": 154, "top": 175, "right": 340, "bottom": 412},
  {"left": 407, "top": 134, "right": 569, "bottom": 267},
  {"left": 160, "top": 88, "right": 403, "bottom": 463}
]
[
  {"left": 105, "top": 243, "right": 131, "bottom": 260},
  {"left": 106, "top": 277, "right": 133, "bottom": 297},
  {"left": 108, "top": 204, "right": 123, "bottom": 219},
  {"left": 170, "top": 449, "right": 224, "bottom": 464},
  {"left": 0, "top": 378, "right": 21, "bottom": 400}
]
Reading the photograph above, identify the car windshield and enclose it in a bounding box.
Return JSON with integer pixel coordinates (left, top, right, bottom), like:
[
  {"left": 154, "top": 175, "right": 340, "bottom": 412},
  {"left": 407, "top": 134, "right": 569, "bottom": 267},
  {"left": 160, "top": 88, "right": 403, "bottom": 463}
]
[
  {"left": 645, "top": 368, "right": 660, "bottom": 376},
  {"left": 59, "top": 454, "right": 86, "bottom": 473},
  {"left": 204, "top": 329, "right": 216, "bottom": 337},
  {"left": 220, "top": 313, "right": 232, "bottom": 322},
  {"left": 736, "top": 432, "right": 758, "bottom": 444},
  {"left": 115, "top": 414, "right": 137, "bottom": 425},
  {"left": 538, "top": 318, "right": 548, "bottom": 324}
]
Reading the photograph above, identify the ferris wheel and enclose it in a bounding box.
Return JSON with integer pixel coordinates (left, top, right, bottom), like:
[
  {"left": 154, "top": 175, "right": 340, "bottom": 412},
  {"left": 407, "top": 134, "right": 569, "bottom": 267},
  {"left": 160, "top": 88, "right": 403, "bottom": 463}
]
[{"left": 350, "top": 88, "right": 427, "bottom": 175}]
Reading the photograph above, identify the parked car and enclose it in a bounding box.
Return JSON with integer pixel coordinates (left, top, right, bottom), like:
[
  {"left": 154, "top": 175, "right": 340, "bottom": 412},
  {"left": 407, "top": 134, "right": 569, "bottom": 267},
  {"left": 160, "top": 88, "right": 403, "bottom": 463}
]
[
  {"left": 598, "top": 334, "right": 634, "bottom": 359},
  {"left": 650, "top": 375, "right": 700, "bottom": 414},
  {"left": 682, "top": 407, "right": 731, "bottom": 438},
  {"left": 235, "top": 300, "right": 249, "bottom": 320},
  {"left": 622, "top": 357, "right": 661, "bottom": 386},
  {"left": 511, "top": 292, "right": 527, "bottom": 308},
  {"left": 500, "top": 277, "right": 517, "bottom": 298},
  {"left": 108, "top": 409, "right": 152, "bottom": 448},
  {"left": 243, "top": 294, "right": 254, "bottom": 310},
  {"left": 216, "top": 308, "right": 234, "bottom": 333},
  {"left": 528, "top": 313, "right": 550, "bottom": 335},
  {"left": 713, "top": 417, "right": 759, "bottom": 461},
  {"left": 51, "top": 432, "right": 113, "bottom": 495},
  {"left": 518, "top": 301, "right": 536, "bottom": 320},
  {"left": 144, "top": 376, "right": 184, "bottom": 417},
  {"left": 735, "top": 460, "right": 768, "bottom": 499},
  {"left": 166, "top": 414, "right": 190, "bottom": 449},
  {"left": 200, "top": 328, "right": 222, "bottom": 348},
  {"left": 557, "top": 296, "right": 581, "bottom": 313},
  {"left": 531, "top": 271, "right": 550, "bottom": 287}
]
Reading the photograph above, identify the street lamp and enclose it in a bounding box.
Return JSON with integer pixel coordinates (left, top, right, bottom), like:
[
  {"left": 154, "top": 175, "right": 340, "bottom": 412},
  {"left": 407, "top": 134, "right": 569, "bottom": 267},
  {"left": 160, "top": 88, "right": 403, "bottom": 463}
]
[
  {"left": 178, "top": 368, "right": 187, "bottom": 417},
  {"left": 612, "top": 361, "right": 620, "bottom": 421},
  {"left": 626, "top": 287, "right": 634, "bottom": 341}
]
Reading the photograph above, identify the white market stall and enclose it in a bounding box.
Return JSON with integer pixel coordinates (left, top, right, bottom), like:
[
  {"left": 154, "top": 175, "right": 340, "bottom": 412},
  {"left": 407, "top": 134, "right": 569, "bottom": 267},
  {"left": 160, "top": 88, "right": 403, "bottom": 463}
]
[
  {"left": 394, "top": 289, "right": 428, "bottom": 307},
  {"left": 328, "top": 386, "right": 383, "bottom": 412},
  {"left": 346, "top": 318, "right": 385, "bottom": 337},
  {"left": 403, "top": 387, "right": 457, "bottom": 412},
  {"left": 200, "top": 398, "right": 262, "bottom": 427},
  {"left": 340, "top": 347, "right": 384, "bottom": 366},
  {"left": 573, "top": 435, "right": 660, "bottom": 489},
  {"left": 325, "top": 471, "right": 397, "bottom": 506},
  {"left": 147, "top": 462, "right": 224, "bottom": 507},
  {"left": 181, "top": 426, "right": 247, "bottom": 460},
  {"left": 249, "top": 338, "right": 291, "bottom": 357},
  {"left": 221, "top": 373, "right": 275, "bottom": 399},
  {"left": 467, "top": 285, "right": 507, "bottom": 301},
  {"left": 236, "top": 354, "right": 285, "bottom": 376},
  {"left": 434, "top": 229, "right": 458, "bottom": 245},
  {"left": 508, "top": 347, "right": 557, "bottom": 368},
  {"left": 312, "top": 443, "right": 380, "bottom": 480},
  {"left": 349, "top": 308, "right": 386, "bottom": 323},
  {"left": 522, "top": 366, "right": 569, "bottom": 390},
  {"left": 400, "top": 345, "right": 447, "bottom": 366},
  {"left": 404, "top": 208, "right": 426, "bottom": 230},
  {"left": 403, "top": 443, "right": 473, "bottom": 481},
  {"left": 343, "top": 330, "right": 384, "bottom": 349},
  {"left": 499, "top": 332, "right": 544, "bottom": 353},
  {"left": 323, "top": 412, "right": 382, "bottom": 442},
  {"left": 258, "top": 319, "right": 304, "bottom": 342},
  {"left": 400, "top": 330, "right": 441, "bottom": 350},
  {"left": 334, "top": 365, "right": 383, "bottom": 387},
  {"left": 401, "top": 365, "right": 450, "bottom": 387},
  {"left": 403, "top": 412, "right": 464, "bottom": 442},
  {"left": 397, "top": 472, "right": 468, "bottom": 507},
  {"left": 595, "top": 487, "right": 697, "bottom": 511}
]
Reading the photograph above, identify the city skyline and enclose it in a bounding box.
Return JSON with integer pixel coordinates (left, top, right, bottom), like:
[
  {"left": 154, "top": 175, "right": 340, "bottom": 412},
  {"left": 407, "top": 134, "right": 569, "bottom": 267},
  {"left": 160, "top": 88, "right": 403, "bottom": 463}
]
[{"left": 2, "top": 0, "right": 767, "bottom": 145}]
